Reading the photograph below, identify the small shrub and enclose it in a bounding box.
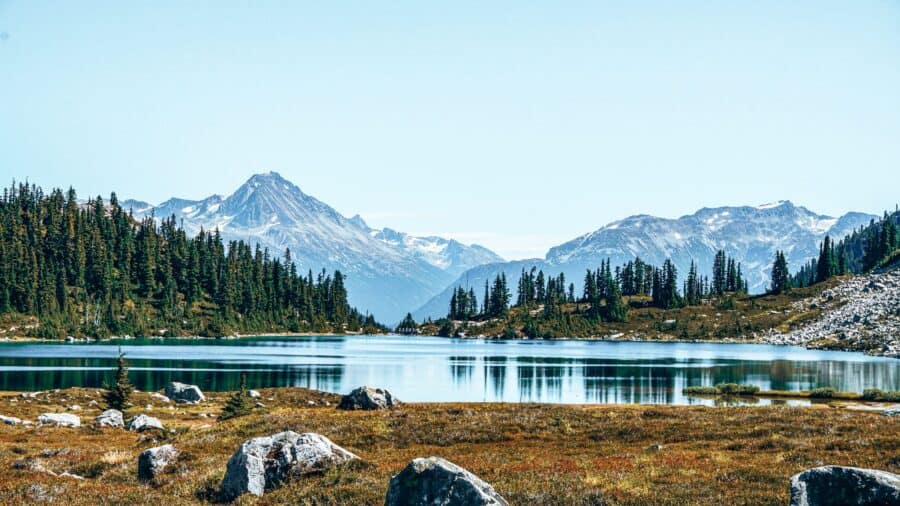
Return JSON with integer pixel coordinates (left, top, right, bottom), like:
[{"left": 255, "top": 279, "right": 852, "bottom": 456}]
[
  {"left": 808, "top": 387, "right": 836, "bottom": 398},
  {"left": 683, "top": 386, "right": 721, "bottom": 395},
  {"left": 715, "top": 383, "right": 760, "bottom": 395},
  {"left": 861, "top": 388, "right": 900, "bottom": 402}
]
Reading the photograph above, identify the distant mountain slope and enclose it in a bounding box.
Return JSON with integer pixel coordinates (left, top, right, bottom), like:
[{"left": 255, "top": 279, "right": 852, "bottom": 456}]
[
  {"left": 127, "top": 172, "right": 502, "bottom": 321},
  {"left": 413, "top": 201, "right": 875, "bottom": 320}
]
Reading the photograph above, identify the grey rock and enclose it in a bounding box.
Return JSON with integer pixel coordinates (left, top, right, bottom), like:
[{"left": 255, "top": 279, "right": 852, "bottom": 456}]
[
  {"left": 38, "top": 413, "right": 80, "bottom": 427},
  {"left": 138, "top": 444, "right": 180, "bottom": 481},
  {"left": 386, "top": 457, "right": 508, "bottom": 506},
  {"left": 790, "top": 465, "right": 900, "bottom": 506},
  {"left": 128, "top": 414, "right": 164, "bottom": 432},
  {"left": 95, "top": 409, "right": 124, "bottom": 428},
  {"left": 337, "top": 386, "right": 398, "bottom": 410},
  {"left": 220, "top": 431, "right": 358, "bottom": 499},
  {"left": 247, "top": 390, "right": 261, "bottom": 398},
  {"left": 150, "top": 392, "right": 171, "bottom": 403},
  {"left": 883, "top": 405, "right": 900, "bottom": 417},
  {"left": 164, "top": 381, "right": 205, "bottom": 404},
  {"left": 0, "top": 414, "right": 23, "bottom": 425}
]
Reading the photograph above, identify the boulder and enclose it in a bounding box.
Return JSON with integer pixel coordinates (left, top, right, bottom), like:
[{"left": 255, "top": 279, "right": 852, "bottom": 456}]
[
  {"left": 128, "top": 414, "right": 164, "bottom": 432},
  {"left": 95, "top": 409, "right": 124, "bottom": 428},
  {"left": 150, "top": 392, "right": 171, "bottom": 403},
  {"left": 386, "top": 457, "right": 508, "bottom": 506},
  {"left": 790, "top": 466, "right": 900, "bottom": 506},
  {"left": 247, "top": 390, "right": 261, "bottom": 398},
  {"left": 337, "top": 386, "right": 398, "bottom": 410},
  {"left": 38, "top": 413, "right": 80, "bottom": 427},
  {"left": 138, "top": 444, "right": 180, "bottom": 481},
  {"left": 220, "top": 431, "right": 358, "bottom": 499},
  {"left": 0, "top": 415, "right": 23, "bottom": 425},
  {"left": 164, "top": 382, "right": 205, "bottom": 404},
  {"left": 883, "top": 405, "right": 900, "bottom": 417}
]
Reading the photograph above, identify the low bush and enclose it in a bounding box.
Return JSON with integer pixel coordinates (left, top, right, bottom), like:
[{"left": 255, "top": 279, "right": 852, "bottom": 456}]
[
  {"left": 683, "top": 386, "right": 720, "bottom": 395},
  {"left": 808, "top": 387, "right": 836, "bottom": 398},
  {"left": 715, "top": 383, "right": 760, "bottom": 395},
  {"left": 862, "top": 388, "right": 900, "bottom": 402}
]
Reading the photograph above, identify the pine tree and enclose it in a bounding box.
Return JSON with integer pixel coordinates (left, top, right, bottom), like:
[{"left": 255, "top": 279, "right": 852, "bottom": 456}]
[
  {"left": 104, "top": 347, "right": 133, "bottom": 411},
  {"left": 769, "top": 250, "right": 790, "bottom": 295},
  {"left": 220, "top": 373, "right": 252, "bottom": 420}
]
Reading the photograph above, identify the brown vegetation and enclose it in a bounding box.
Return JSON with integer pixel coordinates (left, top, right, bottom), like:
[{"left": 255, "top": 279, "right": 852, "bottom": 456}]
[{"left": 1, "top": 386, "right": 898, "bottom": 505}]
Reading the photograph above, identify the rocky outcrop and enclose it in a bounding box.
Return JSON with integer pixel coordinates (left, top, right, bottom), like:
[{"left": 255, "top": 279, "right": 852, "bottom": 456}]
[
  {"left": 790, "top": 466, "right": 900, "bottom": 505},
  {"left": 38, "top": 413, "right": 80, "bottom": 427},
  {"left": 128, "top": 414, "right": 164, "bottom": 432},
  {"left": 337, "top": 386, "right": 398, "bottom": 410},
  {"left": 164, "top": 382, "right": 206, "bottom": 404},
  {"left": 385, "top": 457, "right": 508, "bottom": 506},
  {"left": 95, "top": 409, "right": 124, "bottom": 428},
  {"left": 220, "top": 431, "right": 358, "bottom": 499},
  {"left": 138, "top": 444, "right": 180, "bottom": 481},
  {"left": 762, "top": 269, "right": 900, "bottom": 357}
]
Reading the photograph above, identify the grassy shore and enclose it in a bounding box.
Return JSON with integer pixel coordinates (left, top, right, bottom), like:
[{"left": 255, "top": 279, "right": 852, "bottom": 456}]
[{"left": 1, "top": 387, "right": 898, "bottom": 505}]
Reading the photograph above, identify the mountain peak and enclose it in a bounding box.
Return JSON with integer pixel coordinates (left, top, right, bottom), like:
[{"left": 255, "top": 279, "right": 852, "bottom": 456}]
[{"left": 755, "top": 200, "right": 792, "bottom": 210}]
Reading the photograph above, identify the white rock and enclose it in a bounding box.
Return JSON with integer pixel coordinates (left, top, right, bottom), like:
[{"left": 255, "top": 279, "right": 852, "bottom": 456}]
[
  {"left": 38, "top": 413, "right": 80, "bottom": 427},
  {"left": 95, "top": 409, "right": 124, "bottom": 428},
  {"left": 128, "top": 414, "right": 164, "bottom": 432}
]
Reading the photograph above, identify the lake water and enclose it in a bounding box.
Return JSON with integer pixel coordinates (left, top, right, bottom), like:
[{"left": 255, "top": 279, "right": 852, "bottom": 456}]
[{"left": 0, "top": 335, "right": 898, "bottom": 405}]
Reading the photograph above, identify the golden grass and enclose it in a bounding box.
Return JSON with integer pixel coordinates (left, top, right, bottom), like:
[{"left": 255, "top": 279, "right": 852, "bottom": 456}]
[{"left": 0, "top": 387, "right": 898, "bottom": 505}]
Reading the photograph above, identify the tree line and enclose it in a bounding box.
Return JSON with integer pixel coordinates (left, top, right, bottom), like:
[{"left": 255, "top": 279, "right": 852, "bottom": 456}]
[
  {"left": 443, "top": 249, "right": 749, "bottom": 325},
  {"left": 0, "top": 182, "right": 380, "bottom": 338}
]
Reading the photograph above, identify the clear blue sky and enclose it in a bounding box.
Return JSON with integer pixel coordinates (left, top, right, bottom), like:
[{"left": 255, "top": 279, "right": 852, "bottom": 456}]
[{"left": 1, "top": 1, "right": 898, "bottom": 259}]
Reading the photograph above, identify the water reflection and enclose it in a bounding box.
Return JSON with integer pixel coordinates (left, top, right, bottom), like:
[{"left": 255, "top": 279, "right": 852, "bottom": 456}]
[{"left": 0, "top": 336, "right": 897, "bottom": 405}]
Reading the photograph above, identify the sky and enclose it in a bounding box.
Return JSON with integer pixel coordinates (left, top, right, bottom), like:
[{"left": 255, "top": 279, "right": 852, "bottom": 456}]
[{"left": 1, "top": 1, "right": 899, "bottom": 260}]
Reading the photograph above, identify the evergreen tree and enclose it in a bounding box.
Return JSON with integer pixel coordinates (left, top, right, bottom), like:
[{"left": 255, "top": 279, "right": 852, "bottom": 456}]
[
  {"left": 220, "top": 373, "right": 252, "bottom": 420},
  {"left": 769, "top": 250, "right": 790, "bottom": 295},
  {"left": 104, "top": 347, "right": 133, "bottom": 411}
]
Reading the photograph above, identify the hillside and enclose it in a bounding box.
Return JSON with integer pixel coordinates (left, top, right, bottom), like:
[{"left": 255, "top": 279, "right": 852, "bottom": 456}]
[
  {"left": 415, "top": 281, "right": 840, "bottom": 343},
  {"left": 128, "top": 172, "right": 503, "bottom": 322},
  {"left": 414, "top": 202, "right": 875, "bottom": 321},
  {"left": 764, "top": 266, "right": 900, "bottom": 357}
]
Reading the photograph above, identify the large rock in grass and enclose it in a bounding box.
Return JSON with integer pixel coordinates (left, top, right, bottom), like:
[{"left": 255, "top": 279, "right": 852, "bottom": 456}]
[
  {"left": 138, "top": 444, "right": 180, "bottom": 481},
  {"left": 790, "top": 466, "right": 900, "bottom": 506},
  {"left": 0, "top": 415, "right": 23, "bottom": 425},
  {"left": 95, "top": 409, "right": 124, "bottom": 428},
  {"left": 38, "top": 413, "right": 80, "bottom": 427},
  {"left": 884, "top": 405, "right": 900, "bottom": 417},
  {"left": 385, "top": 457, "right": 508, "bottom": 506},
  {"left": 220, "top": 431, "right": 358, "bottom": 499},
  {"left": 164, "top": 382, "right": 205, "bottom": 404},
  {"left": 337, "top": 386, "right": 398, "bottom": 410},
  {"left": 128, "top": 414, "right": 164, "bottom": 432}
]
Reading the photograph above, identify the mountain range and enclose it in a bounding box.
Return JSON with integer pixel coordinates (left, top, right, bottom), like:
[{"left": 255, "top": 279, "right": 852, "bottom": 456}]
[
  {"left": 124, "top": 173, "right": 876, "bottom": 324},
  {"left": 412, "top": 201, "right": 876, "bottom": 320},
  {"left": 123, "top": 172, "right": 503, "bottom": 321}
]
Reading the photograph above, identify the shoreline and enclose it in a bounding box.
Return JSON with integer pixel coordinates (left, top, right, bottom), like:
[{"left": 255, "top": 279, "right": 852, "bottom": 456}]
[{"left": 2, "top": 331, "right": 897, "bottom": 359}]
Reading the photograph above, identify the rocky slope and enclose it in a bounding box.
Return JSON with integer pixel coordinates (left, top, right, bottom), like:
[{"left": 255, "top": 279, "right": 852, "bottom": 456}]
[{"left": 762, "top": 267, "right": 900, "bottom": 357}]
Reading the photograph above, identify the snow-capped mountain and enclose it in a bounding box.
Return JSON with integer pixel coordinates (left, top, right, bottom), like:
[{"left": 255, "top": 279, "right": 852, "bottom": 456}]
[
  {"left": 126, "top": 172, "right": 502, "bottom": 321},
  {"left": 412, "top": 201, "right": 876, "bottom": 320}
]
